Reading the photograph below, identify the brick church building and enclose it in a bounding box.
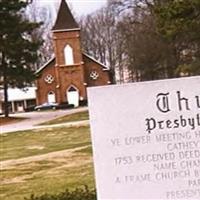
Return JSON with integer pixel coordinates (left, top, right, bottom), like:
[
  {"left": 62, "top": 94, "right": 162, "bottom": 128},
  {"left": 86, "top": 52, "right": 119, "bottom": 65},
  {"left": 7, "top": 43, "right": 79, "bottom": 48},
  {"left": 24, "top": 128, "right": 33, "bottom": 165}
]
[{"left": 36, "top": 0, "right": 111, "bottom": 107}]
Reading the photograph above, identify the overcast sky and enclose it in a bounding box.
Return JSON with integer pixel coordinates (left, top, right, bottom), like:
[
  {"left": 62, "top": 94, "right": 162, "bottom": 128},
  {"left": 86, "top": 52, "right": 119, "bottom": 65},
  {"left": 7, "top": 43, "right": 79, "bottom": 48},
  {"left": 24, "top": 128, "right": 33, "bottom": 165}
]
[{"left": 37, "top": 0, "right": 107, "bottom": 16}]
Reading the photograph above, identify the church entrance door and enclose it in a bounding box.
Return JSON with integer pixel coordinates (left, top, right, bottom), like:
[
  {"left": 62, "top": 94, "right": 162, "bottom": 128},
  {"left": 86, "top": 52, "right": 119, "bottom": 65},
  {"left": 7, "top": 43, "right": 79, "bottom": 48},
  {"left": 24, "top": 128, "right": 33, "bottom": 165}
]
[
  {"left": 48, "top": 91, "right": 56, "bottom": 103},
  {"left": 67, "top": 86, "right": 79, "bottom": 107}
]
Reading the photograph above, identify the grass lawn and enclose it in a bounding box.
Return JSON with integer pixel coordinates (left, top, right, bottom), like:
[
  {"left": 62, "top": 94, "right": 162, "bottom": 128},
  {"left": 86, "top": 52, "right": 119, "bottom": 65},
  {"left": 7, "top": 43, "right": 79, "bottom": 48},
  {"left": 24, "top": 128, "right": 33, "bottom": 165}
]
[
  {"left": 38, "top": 111, "right": 89, "bottom": 126},
  {"left": 0, "top": 125, "right": 95, "bottom": 200}
]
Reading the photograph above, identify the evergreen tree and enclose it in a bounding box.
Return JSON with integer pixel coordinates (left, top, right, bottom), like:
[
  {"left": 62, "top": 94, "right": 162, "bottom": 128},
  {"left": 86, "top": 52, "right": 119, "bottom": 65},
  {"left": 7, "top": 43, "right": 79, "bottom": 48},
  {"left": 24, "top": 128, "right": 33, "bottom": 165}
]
[
  {"left": 154, "top": 0, "right": 200, "bottom": 76},
  {"left": 0, "top": 0, "right": 42, "bottom": 117}
]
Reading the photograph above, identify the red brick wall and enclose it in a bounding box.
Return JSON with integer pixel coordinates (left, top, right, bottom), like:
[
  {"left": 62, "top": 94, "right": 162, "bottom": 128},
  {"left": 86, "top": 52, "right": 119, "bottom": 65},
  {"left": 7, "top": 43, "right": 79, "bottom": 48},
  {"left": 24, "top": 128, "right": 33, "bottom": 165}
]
[
  {"left": 53, "top": 30, "right": 86, "bottom": 103},
  {"left": 83, "top": 55, "right": 111, "bottom": 87},
  {"left": 56, "top": 64, "right": 87, "bottom": 103},
  {"left": 36, "top": 61, "right": 57, "bottom": 105},
  {"left": 53, "top": 31, "right": 83, "bottom": 66}
]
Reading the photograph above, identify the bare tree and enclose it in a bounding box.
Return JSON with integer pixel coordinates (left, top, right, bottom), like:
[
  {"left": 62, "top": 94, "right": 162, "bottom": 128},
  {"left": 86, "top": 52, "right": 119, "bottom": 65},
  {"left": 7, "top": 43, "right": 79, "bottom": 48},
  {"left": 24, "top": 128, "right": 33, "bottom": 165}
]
[
  {"left": 107, "top": 0, "right": 180, "bottom": 81},
  {"left": 80, "top": 4, "right": 125, "bottom": 84},
  {"left": 25, "top": 0, "right": 55, "bottom": 69}
]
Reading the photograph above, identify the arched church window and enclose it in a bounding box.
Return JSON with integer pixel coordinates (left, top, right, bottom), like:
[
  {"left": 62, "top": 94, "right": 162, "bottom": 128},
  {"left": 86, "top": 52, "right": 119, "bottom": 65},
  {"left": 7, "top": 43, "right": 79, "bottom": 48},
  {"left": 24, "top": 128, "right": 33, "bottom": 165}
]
[
  {"left": 68, "top": 86, "right": 77, "bottom": 92},
  {"left": 64, "top": 45, "right": 74, "bottom": 65}
]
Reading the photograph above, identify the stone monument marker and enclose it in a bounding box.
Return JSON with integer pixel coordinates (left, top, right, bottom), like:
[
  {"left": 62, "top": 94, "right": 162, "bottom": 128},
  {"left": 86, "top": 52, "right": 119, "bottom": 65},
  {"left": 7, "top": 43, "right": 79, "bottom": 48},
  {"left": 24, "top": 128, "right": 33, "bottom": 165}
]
[{"left": 88, "top": 76, "right": 200, "bottom": 200}]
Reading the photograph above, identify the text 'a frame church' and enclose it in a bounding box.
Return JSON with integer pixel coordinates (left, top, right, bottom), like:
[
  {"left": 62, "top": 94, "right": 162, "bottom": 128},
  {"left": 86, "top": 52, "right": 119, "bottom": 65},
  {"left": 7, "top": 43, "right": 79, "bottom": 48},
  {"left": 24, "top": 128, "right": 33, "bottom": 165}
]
[{"left": 35, "top": 0, "right": 111, "bottom": 107}]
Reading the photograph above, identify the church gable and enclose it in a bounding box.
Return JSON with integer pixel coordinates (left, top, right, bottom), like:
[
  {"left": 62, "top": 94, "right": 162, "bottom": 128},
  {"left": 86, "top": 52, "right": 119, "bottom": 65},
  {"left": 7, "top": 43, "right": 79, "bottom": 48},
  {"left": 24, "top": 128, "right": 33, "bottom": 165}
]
[
  {"left": 36, "top": 57, "right": 56, "bottom": 75},
  {"left": 36, "top": 58, "right": 57, "bottom": 104},
  {"left": 83, "top": 53, "right": 109, "bottom": 71},
  {"left": 83, "top": 54, "right": 111, "bottom": 86}
]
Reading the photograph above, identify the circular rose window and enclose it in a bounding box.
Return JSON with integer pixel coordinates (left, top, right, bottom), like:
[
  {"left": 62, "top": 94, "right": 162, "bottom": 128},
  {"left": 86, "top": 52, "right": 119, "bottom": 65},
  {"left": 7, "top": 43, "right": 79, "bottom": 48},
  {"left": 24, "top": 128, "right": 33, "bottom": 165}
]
[
  {"left": 90, "top": 71, "right": 99, "bottom": 80},
  {"left": 44, "top": 74, "right": 54, "bottom": 84}
]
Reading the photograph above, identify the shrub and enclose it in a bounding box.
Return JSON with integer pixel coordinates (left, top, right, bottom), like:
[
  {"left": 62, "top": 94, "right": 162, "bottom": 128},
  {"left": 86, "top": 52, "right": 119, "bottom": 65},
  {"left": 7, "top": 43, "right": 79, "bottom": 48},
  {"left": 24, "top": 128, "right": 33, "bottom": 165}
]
[
  {"left": 25, "top": 186, "right": 96, "bottom": 200},
  {"left": 79, "top": 100, "right": 88, "bottom": 106}
]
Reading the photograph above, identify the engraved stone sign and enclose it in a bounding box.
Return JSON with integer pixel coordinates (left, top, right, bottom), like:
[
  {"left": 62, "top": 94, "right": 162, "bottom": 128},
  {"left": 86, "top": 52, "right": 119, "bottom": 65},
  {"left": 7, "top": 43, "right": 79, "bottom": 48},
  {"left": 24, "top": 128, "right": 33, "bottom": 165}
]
[{"left": 88, "top": 76, "right": 200, "bottom": 200}]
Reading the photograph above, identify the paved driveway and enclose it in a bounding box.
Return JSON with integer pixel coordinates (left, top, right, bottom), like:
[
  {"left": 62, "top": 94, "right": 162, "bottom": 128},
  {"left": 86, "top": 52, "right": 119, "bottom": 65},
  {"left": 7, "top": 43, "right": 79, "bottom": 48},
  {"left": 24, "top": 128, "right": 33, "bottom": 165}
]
[{"left": 0, "top": 107, "right": 88, "bottom": 134}]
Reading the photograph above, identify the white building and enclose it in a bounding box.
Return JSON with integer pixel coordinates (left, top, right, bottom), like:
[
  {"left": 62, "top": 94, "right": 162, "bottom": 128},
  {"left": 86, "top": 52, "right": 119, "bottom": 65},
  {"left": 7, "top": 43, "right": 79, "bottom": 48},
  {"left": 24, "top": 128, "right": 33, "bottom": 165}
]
[{"left": 0, "top": 87, "right": 36, "bottom": 114}]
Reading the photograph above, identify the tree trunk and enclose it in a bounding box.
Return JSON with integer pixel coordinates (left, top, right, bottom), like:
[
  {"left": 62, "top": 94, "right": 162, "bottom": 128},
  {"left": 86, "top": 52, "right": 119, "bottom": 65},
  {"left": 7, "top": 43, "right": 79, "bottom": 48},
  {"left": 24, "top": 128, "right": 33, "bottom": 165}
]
[
  {"left": 2, "top": 53, "right": 9, "bottom": 117},
  {"left": 3, "top": 80, "right": 9, "bottom": 118}
]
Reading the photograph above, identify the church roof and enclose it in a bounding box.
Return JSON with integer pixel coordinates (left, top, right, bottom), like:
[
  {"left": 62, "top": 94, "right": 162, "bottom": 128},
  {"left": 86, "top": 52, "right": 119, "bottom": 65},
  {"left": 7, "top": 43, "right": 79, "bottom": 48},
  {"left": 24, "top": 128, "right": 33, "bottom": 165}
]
[
  {"left": 52, "top": 0, "right": 79, "bottom": 32},
  {"left": 83, "top": 53, "right": 109, "bottom": 71},
  {"left": 35, "top": 53, "right": 109, "bottom": 74},
  {"left": 35, "top": 57, "right": 55, "bottom": 74}
]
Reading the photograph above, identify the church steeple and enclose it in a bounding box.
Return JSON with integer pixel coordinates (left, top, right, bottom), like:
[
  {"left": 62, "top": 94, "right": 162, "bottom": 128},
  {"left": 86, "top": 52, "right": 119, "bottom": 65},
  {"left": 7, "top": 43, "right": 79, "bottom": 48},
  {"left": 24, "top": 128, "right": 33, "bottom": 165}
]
[{"left": 52, "top": 0, "right": 79, "bottom": 31}]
